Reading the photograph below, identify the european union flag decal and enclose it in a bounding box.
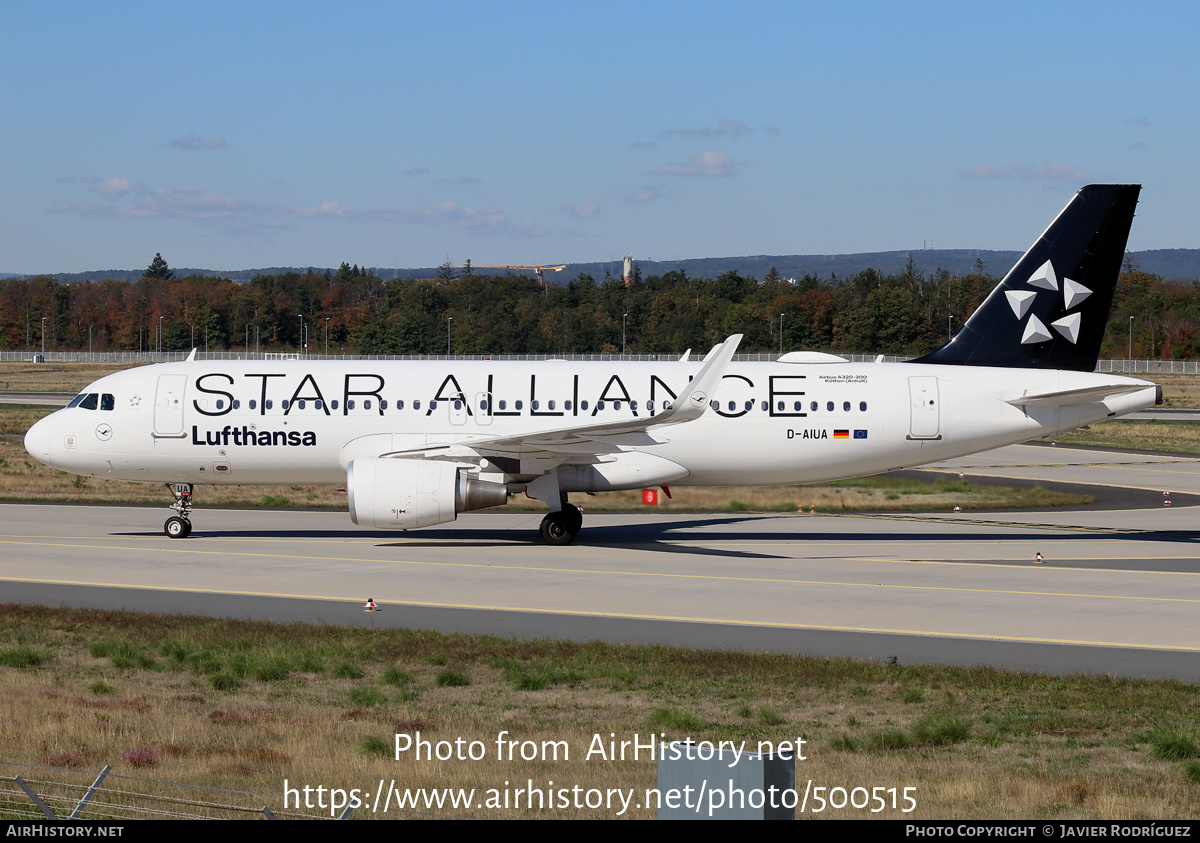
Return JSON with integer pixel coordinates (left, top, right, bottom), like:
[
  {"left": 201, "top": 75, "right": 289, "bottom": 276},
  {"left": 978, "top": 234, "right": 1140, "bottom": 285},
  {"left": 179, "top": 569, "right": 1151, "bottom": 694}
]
[{"left": 854, "top": 429, "right": 868, "bottom": 439}]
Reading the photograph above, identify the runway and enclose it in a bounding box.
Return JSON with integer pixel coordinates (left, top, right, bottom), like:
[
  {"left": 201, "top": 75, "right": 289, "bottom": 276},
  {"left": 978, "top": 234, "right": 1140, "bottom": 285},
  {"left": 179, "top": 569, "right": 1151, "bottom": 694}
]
[{"left": 2, "top": 441, "right": 1200, "bottom": 681}]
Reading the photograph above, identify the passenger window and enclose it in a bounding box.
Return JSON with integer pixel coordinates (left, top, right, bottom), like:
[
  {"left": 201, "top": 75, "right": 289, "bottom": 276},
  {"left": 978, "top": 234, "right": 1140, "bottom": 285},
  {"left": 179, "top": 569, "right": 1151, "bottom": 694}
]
[
  {"left": 232, "top": 399, "right": 240, "bottom": 410},
  {"left": 860, "top": 401, "right": 867, "bottom": 411},
  {"left": 745, "top": 401, "right": 752, "bottom": 411},
  {"left": 364, "top": 400, "right": 372, "bottom": 410},
  {"left": 531, "top": 400, "right": 539, "bottom": 410},
  {"left": 645, "top": 401, "right": 653, "bottom": 411},
  {"left": 348, "top": 400, "right": 355, "bottom": 410},
  {"left": 413, "top": 400, "right": 420, "bottom": 410},
  {"left": 794, "top": 401, "right": 802, "bottom": 411},
  {"left": 80, "top": 393, "right": 98, "bottom": 410},
  {"left": 581, "top": 401, "right": 589, "bottom": 410},
  {"left": 549, "top": 400, "right": 556, "bottom": 411},
  {"left": 727, "top": 401, "right": 735, "bottom": 412},
  {"left": 216, "top": 399, "right": 225, "bottom": 410},
  {"left": 297, "top": 400, "right": 305, "bottom": 410},
  {"left": 811, "top": 401, "right": 818, "bottom": 411},
  {"left": 630, "top": 400, "right": 636, "bottom": 411},
  {"left": 777, "top": 401, "right": 784, "bottom": 411},
  {"left": 266, "top": 400, "right": 273, "bottom": 410},
  {"left": 843, "top": 401, "right": 851, "bottom": 412},
  {"left": 397, "top": 400, "right": 405, "bottom": 410},
  {"left": 826, "top": 401, "right": 834, "bottom": 411},
  {"left": 380, "top": 400, "right": 387, "bottom": 410},
  {"left": 429, "top": 400, "right": 437, "bottom": 410},
  {"left": 315, "top": 400, "right": 322, "bottom": 410},
  {"left": 454, "top": 400, "right": 462, "bottom": 410},
  {"left": 249, "top": 399, "right": 257, "bottom": 410},
  {"left": 331, "top": 400, "right": 339, "bottom": 410},
  {"left": 760, "top": 401, "right": 767, "bottom": 411},
  {"left": 282, "top": 400, "right": 289, "bottom": 410},
  {"left": 100, "top": 394, "right": 115, "bottom": 411},
  {"left": 498, "top": 400, "right": 506, "bottom": 410},
  {"left": 598, "top": 401, "right": 606, "bottom": 410},
  {"left": 614, "top": 401, "right": 622, "bottom": 411},
  {"left": 479, "top": 399, "right": 487, "bottom": 411},
  {"left": 515, "top": 400, "right": 523, "bottom": 410}
]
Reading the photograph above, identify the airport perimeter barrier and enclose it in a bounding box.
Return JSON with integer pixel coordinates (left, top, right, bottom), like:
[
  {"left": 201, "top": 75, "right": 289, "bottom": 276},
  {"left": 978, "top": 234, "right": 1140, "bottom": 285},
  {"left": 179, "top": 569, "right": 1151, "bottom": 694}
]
[
  {"left": 2, "top": 349, "right": 1198, "bottom": 372},
  {"left": 0, "top": 760, "right": 357, "bottom": 821}
]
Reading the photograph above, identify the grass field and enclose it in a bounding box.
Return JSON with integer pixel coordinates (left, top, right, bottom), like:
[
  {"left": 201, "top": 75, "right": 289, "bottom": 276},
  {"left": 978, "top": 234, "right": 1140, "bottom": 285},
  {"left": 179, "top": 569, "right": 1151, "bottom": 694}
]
[{"left": 2, "top": 606, "right": 1200, "bottom": 820}]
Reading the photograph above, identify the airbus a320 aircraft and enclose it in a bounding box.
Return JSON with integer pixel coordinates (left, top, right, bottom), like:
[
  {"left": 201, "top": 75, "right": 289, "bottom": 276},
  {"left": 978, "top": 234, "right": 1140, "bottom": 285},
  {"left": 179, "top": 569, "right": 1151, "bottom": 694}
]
[{"left": 25, "top": 185, "right": 1160, "bottom": 545}]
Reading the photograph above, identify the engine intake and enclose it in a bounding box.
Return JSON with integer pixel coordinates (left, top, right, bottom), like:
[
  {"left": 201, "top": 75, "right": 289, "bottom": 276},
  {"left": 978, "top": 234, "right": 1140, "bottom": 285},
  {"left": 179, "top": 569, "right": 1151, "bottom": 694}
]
[{"left": 347, "top": 458, "right": 508, "bottom": 530}]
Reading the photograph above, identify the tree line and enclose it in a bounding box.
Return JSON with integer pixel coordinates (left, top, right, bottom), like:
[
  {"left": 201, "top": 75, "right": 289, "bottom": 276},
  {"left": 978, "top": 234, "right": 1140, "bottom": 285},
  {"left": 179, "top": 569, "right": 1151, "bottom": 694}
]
[{"left": 1, "top": 255, "right": 1196, "bottom": 359}]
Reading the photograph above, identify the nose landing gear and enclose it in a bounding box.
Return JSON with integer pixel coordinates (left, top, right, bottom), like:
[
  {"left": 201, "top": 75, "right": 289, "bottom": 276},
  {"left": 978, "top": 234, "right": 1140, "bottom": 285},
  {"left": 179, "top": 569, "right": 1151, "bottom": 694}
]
[{"left": 164, "top": 483, "right": 193, "bottom": 538}]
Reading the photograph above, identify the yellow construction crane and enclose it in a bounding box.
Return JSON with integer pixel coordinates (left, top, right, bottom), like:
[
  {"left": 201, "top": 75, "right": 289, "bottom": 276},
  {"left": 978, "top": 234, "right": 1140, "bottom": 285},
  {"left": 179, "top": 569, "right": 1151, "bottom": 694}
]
[{"left": 465, "top": 263, "right": 567, "bottom": 286}]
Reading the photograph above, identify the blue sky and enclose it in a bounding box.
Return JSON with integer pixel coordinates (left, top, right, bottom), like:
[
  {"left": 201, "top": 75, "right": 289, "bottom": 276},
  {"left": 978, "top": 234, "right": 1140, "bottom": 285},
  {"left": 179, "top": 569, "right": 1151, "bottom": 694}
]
[{"left": 3, "top": 1, "right": 1197, "bottom": 274}]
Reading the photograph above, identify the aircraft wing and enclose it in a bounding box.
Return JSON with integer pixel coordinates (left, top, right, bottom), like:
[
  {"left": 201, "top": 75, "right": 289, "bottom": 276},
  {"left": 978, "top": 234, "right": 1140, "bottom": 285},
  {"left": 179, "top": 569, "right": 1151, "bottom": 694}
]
[{"left": 384, "top": 333, "right": 742, "bottom": 460}]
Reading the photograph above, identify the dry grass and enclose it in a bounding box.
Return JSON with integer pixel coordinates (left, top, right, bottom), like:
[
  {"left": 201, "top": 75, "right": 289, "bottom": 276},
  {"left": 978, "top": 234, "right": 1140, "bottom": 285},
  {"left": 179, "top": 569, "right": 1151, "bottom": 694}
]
[
  {"left": 0, "top": 362, "right": 139, "bottom": 394},
  {"left": 1152, "top": 375, "right": 1200, "bottom": 409},
  {"left": 1051, "top": 420, "right": 1200, "bottom": 455},
  {"left": 2, "top": 605, "right": 1199, "bottom": 820}
]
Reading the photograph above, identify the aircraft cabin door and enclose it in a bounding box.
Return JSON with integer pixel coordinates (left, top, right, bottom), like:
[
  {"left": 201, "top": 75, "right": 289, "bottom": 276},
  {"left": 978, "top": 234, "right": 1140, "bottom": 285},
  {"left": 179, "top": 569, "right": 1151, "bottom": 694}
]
[
  {"left": 907, "top": 376, "right": 941, "bottom": 440},
  {"left": 154, "top": 374, "right": 188, "bottom": 438}
]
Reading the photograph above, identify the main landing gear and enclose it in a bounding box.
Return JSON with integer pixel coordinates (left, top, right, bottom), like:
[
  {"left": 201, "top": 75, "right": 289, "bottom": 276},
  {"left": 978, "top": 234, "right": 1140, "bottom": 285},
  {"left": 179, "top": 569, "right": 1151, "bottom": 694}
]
[
  {"left": 164, "top": 483, "right": 194, "bottom": 538},
  {"left": 539, "top": 502, "right": 582, "bottom": 546}
]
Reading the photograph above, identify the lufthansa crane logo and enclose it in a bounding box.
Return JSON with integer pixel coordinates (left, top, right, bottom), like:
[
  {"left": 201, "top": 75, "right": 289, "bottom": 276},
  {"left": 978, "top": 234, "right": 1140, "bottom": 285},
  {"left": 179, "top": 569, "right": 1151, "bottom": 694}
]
[{"left": 95, "top": 424, "right": 112, "bottom": 441}]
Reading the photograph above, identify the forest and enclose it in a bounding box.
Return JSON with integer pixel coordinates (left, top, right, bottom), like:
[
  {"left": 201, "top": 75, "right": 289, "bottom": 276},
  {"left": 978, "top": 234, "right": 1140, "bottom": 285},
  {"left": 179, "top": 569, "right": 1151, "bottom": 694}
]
[{"left": 1, "top": 255, "right": 1196, "bottom": 359}]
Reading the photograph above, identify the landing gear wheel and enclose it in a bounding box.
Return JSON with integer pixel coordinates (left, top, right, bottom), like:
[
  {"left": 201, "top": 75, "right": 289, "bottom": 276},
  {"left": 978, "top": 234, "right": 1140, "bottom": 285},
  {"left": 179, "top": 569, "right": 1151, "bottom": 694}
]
[
  {"left": 539, "top": 505, "right": 582, "bottom": 546},
  {"left": 164, "top": 516, "right": 190, "bottom": 539}
]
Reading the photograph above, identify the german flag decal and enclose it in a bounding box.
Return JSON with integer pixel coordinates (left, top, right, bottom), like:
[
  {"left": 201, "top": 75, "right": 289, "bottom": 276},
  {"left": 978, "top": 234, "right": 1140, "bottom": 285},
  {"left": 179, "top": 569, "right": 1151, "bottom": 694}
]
[{"left": 834, "top": 429, "right": 849, "bottom": 439}]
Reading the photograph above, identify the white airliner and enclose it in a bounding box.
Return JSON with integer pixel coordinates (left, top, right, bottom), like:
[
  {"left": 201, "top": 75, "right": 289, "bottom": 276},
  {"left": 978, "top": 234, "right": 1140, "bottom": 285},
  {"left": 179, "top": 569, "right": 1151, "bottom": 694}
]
[{"left": 24, "top": 185, "right": 1159, "bottom": 544}]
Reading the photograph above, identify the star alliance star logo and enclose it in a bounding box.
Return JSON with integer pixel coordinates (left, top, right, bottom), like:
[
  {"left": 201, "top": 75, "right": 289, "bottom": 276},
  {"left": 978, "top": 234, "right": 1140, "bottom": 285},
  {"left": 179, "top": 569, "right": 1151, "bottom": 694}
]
[
  {"left": 1006, "top": 259, "right": 1091, "bottom": 345},
  {"left": 129, "top": 395, "right": 142, "bottom": 407}
]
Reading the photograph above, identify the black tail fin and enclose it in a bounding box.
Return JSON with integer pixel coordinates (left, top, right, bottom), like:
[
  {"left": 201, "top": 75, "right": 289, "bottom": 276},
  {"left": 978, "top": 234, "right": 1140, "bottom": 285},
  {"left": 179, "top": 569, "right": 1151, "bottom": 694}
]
[{"left": 914, "top": 184, "right": 1140, "bottom": 371}]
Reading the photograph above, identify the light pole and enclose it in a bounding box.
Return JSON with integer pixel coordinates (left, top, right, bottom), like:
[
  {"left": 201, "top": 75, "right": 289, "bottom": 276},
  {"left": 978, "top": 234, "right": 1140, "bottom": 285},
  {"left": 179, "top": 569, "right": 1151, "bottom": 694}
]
[
  {"left": 191, "top": 324, "right": 195, "bottom": 348},
  {"left": 40, "top": 317, "right": 45, "bottom": 356},
  {"left": 622, "top": 313, "right": 628, "bottom": 354},
  {"left": 325, "top": 317, "right": 330, "bottom": 357},
  {"left": 779, "top": 313, "right": 785, "bottom": 355},
  {"left": 299, "top": 314, "right": 305, "bottom": 355},
  {"left": 447, "top": 317, "right": 453, "bottom": 355},
  {"left": 1129, "top": 316, "right": 1134, "bottom": 363},
  {"left": 948, "top": 314, "right": 955, "bottom": 342},
  {"left": 158, "top": 316, "right": 164, "bottom": 353}
]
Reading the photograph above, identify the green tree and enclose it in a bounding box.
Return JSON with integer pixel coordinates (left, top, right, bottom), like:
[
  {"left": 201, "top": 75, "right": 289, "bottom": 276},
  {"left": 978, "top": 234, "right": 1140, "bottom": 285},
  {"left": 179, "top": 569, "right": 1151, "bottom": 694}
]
[{"left": 143, "top": 253, "right": 174, "bottom": 280}]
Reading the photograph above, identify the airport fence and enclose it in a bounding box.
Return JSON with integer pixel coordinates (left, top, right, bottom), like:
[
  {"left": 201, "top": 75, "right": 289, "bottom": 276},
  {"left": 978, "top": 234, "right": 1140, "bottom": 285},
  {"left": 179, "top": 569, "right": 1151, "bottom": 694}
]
[
  {"left": 1, "top": 349, "right": 1198, "bottom": 373},
  {"left": 1, "top": 760, "right": 343, "bottom": 821}
]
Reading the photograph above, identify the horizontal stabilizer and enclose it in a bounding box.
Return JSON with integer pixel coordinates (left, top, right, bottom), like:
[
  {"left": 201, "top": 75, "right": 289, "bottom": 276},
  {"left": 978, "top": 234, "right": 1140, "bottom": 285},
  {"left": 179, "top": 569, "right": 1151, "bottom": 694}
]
[{"left": 1005, "top": 383, "right": 1151, "bottom": 408}]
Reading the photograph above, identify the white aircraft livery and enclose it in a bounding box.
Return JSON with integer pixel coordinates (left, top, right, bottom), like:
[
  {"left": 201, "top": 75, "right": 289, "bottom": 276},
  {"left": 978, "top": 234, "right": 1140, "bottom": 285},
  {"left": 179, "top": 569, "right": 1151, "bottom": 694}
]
[{"left": 25, "top": 184, "right": 1160, "bottom": 544}]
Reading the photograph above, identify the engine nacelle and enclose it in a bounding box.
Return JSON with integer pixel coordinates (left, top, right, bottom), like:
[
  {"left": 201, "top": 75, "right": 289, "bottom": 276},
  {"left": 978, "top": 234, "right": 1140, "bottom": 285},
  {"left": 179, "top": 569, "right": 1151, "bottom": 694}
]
[{"left": 347, "top": 458, "right": 508, "bottom": 530}]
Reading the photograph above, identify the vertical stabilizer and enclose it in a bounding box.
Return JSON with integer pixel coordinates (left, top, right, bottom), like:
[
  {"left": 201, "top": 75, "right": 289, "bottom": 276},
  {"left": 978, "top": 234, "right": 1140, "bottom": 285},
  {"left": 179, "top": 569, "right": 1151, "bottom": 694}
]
[{"left": 915, "top": 184, "right": 1140, "bottom": 371}]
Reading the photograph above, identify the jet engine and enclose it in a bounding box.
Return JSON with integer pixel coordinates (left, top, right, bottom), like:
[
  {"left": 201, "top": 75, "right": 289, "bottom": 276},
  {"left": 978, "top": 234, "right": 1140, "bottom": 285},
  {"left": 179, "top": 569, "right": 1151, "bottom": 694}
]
[{"left": 347, "top": 458, "right": 509, "bottom": 529}]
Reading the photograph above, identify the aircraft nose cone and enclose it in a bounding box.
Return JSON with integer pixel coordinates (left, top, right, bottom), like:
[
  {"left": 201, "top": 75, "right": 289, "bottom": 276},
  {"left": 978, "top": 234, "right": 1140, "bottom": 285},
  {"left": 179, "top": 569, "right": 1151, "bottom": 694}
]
[{"left": 24, "top": 416, "right": 52, "bottom": 467}]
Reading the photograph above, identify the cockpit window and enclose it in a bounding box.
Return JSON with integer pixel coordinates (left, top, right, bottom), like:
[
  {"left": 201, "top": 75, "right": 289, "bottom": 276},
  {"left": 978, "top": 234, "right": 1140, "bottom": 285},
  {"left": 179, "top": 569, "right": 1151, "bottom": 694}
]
[
  {"left": 101, "top": 394, "right": 115, "bottom": 411},
  {"left": 79, "top": 393, "right": 99, "bottom": 410},
  {"left": 67, "top": 394, "right": 87, "bottom": 408}
]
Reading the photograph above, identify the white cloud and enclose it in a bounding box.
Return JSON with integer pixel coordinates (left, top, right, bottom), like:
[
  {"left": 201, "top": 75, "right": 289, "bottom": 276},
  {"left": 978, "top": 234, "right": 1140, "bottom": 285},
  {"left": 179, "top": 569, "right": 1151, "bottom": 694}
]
[
  {"left": 123, "top": 187, "right": 245, "bottom": 220},
  {"left": 171, "top": 134, "right": 227, "bottom": 150},
  {"left": 562, "top": 201, "right": 599, "bottom": 219},
  {"left": 89, "top": 178, "right": 133, "bottom": 197},
  {"left": 652, "top": 150, "right": 735, "bottom": 177},
  {"left": 663, "top": 118, "right": 754, "bottom": 139},
  {"left": 959, "top": 161, "right": 1091, "bottom": 189},
  {"left": 625, "top": 187, "right": 662, "bottom": 204}
]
